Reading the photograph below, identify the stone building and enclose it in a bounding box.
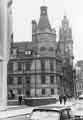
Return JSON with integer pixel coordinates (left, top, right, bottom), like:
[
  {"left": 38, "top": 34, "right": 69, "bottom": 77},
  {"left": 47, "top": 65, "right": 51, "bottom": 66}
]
[
  {"left": 75, "top": 60, "right": 83, "bottom": 96},
  {"left": 58, "top": 16, "right": 74, "bottom": 97},
  {"left": 7, "top": 5, "right": 74, "bottom": 99}
]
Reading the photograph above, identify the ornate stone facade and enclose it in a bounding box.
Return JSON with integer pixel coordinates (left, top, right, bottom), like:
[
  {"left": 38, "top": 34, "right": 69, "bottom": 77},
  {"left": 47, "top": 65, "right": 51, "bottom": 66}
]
[
  {"left": 58, "top": 16, "right": 74, "bottom": 97},
  {"left": 7, "top": 5, "right": 74, "bottom": 99}
]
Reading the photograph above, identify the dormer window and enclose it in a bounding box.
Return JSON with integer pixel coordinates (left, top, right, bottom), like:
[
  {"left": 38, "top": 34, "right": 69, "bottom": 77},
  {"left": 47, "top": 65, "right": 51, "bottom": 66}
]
[{"left": 25, "top": 50, "right": 32, "bottom": 55}]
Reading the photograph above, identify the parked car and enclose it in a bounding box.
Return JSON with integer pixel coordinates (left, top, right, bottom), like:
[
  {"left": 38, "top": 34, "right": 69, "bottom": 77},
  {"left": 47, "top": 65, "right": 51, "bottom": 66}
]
[
  {"left": 0, "top": 107, "right": 32, "bottom": 120},
  {"left": 28, "top": 106, "right": 74, "bottom": 120},
  {"left": 71, "top": 102, "right": 83, "bottom": 120},
  {"left": 79, "top": 93, "right": 83, "bottom": 100},
  {"left": 1, "top": 114, "right": 30, "bottom": 120}
]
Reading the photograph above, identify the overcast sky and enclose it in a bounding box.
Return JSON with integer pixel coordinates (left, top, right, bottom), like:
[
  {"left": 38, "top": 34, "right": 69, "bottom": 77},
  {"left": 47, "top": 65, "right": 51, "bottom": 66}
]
[{"left": 13, "top": 0, "right": 83, "bottom": 63}]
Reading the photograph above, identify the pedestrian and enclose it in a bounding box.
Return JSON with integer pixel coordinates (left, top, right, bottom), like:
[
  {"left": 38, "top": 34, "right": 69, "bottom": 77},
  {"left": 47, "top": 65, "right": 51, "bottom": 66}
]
[
  {"left": 59, "top": 95, "right": 62, "bottom": 104},
  {"left": 63, "top": 94, "right": 67, "bottom": 105},
  {"left": 18, "top": 95, "right": 22, "bottom": 105}
]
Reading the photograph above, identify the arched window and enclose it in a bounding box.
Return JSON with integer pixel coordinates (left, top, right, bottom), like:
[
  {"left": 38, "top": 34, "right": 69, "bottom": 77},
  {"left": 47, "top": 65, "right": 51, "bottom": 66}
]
[
  {"left": 40, "top": 47, "right": 46, "bottom": 51},
  {"left": 49, "top": 47, "right": 54, "bottom": 51}
]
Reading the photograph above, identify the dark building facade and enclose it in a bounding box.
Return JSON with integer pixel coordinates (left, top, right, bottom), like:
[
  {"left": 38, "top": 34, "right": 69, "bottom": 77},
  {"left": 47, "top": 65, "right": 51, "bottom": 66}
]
[
  {"left": 7, "top": 5, "right": 74, "bottom": 100},
  {"left": 75, "top": 60, "right": 83, "bottom": 96},
  {"left": 58, "top": 16, "right": 74, "bottom": 97}
]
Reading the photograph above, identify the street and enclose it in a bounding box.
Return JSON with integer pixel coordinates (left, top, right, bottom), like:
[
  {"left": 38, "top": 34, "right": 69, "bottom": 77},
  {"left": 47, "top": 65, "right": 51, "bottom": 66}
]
[
  {"left": 0, "top": 98, "right": 83, "bottom": 120},
  {"left": 0, "top": 98, "right": 77, "bottom": 120},
  {"left": 0, "top": 105, "right": 33, "bottom": 120},
  {"left": 3, "top": 115, "right": 28, "bottom": 120}
]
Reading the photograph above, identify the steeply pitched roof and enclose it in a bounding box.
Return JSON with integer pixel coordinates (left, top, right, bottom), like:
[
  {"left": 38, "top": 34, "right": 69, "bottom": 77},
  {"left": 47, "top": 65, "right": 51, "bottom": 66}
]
[{"left": 38, "top": 6, "right": 51, "bottom": 31}]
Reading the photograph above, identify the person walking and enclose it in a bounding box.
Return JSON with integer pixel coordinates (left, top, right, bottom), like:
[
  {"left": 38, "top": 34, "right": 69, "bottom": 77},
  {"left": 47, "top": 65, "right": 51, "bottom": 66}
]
[
  {"left": 59, "top": 95, "right": 62, "bottom": 104},
  {"left": 63, "top": 94, "right": 67, "bottom": 105},
  {"left": 18, "top": 95, "right": 22, "bottom": 105}
]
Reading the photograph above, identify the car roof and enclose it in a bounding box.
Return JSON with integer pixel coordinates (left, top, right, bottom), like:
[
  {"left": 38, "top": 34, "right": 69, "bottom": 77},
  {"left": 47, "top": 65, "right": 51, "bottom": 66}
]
[{"left": 33, "top": 106, "right": 71, "bottom": 112}]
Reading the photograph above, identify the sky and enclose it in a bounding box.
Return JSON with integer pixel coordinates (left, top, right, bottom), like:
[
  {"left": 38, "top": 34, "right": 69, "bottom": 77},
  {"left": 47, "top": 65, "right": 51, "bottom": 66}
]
[{"left": 13, "top": 0, "right": 83, "bottom": 63}]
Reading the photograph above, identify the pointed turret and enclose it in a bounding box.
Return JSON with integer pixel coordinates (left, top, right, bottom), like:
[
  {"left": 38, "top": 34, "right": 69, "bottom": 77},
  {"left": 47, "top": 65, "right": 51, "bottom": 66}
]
[
  {"left": 38, "top": 5, "right": 51, "bottom": 31},
  {"left": 62, "top": 16, "right": 69, "bottom": 31},
  {"left": 32, "top": 20, "right": 37, "bottom": 33}
]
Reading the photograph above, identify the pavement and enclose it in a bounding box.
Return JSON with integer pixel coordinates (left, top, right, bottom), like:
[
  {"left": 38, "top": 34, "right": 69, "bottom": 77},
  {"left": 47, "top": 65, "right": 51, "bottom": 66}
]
[
  {"left": 0, "top": 98, "right": 77, "bottom": 119},
  {"left": 0, "top": 105, "right": 34, "bottom": 119}
]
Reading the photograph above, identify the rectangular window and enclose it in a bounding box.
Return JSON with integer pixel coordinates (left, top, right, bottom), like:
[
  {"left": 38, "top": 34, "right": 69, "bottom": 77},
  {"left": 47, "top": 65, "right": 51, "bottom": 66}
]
[
  {"left": 25, "top": 62, "right": 31, "bottom": 71},
  {"left": 26, "top": 90, "right": 30, "bottom": 97},
  {"left": 8, "top": 62, "right": 13, "bottom": 72},
  {"left": 13, "top": 48, "right": 17, "bottom": 56},
  {"left": 18, "top": 77, "right": 22, "bottom": 85},
  {"left": 18, "top": 62, "right": 22, "bottom": 71},
  {"left": 51, "top": 88, "right": 54, "bottom": 95},
  {"left": 18, "top": 88, "right": 22, "bottom": 94},
  {"left": 50, "top": 76, "right": 54, "bottom": 84},
  {"left": 26, "top": 76, "right": 30, "bottom": 84},
  {"left": 50, "top": 60, "right": 54, "bottom": 71},
  {"left": 41, "top": 75, "right": 46, "bottom": 84},
  {"left": 8, "top": 76, "right": 13, "bottom": 85},
  {"left": 41, "top": 60, "right": 45, "bottom": 71},
  {"left": 42, "top": 88, "right": 45, "bottom": 95}
]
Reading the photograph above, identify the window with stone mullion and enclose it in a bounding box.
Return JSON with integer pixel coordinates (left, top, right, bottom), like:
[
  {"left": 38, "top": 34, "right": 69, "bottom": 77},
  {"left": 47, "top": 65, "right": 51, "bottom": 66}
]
[
  {"left": 26, "top": 76, "right": 30, "bottom": 84},
  {"left": 18, "top": 77, "right": 22, "bottom": 85},
  {"left": 41, "top": 75, "right": 46, "bottom": 84},
  {"left": 8, "top": 62, "right": 13, "bottom": 72},
  {"left": 50, "top": 75, "right": 54, "bottom": 84},
  {"left": 42, "top": 88, "right": 45, "bottom": 95},
  {"left": 41, "top": 60, "right": 45, "bottom": 72},
  {"left": 25, "top": 62, "right": 30, "bottom": 71},
  {"left": 8, "top": 76, "right": 13, "bottom": 85},
  {"left": 18, "top": 62, "right": 22, "bottom": 71},
  {"left": 50, "top": 60, "right": 54, "bottom": 71},
  {"left": 51, "top": 88, "right": 54, "bottom": 95}
]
